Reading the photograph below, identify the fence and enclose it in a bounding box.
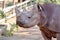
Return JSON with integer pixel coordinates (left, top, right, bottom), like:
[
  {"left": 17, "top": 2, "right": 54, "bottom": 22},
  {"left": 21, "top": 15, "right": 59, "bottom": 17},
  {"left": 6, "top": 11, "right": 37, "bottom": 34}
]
[
  {"left": 0, "top": 0, "right": 36, "bottom": 23},
  {"left": 0, "top": 0, "right": 4, "bottom": 9}
]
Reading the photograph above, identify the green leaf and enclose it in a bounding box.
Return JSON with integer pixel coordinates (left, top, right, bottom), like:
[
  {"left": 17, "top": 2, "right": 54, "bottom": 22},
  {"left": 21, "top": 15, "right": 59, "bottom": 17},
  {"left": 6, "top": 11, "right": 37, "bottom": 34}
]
[{"left": 0, "top": 10, "right": 5, "bottom": 18}]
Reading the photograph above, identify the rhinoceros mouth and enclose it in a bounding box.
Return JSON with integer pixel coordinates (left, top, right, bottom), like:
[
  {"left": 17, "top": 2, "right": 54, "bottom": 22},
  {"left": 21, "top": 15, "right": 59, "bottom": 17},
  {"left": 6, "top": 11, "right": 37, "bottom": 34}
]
[{"left": 16, "top": 21, "right": 32, "bottom": 28}]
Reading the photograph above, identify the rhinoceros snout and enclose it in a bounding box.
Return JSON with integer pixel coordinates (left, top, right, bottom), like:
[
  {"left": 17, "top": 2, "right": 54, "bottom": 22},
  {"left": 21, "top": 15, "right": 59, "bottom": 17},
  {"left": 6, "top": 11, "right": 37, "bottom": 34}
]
[{"left": 16, "top": 21, "right": 31, "bottom": 28}]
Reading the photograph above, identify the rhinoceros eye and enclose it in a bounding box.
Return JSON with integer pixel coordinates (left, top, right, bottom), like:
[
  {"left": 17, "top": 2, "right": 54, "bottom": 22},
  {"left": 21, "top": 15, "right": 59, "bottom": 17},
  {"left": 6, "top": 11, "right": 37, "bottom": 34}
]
[{"left": 28, "top": 17, "right": 31, "bottom": 19}]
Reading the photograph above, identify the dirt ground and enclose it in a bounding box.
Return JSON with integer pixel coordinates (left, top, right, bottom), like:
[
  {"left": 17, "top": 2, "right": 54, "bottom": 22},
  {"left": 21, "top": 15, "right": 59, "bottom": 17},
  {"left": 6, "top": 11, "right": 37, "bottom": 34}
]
[
  {"left": 0, "top": 25, "right": 57, "bottom": 40},
  {"left": 0, "top": 26, "right": 43, "bottom": 40}
]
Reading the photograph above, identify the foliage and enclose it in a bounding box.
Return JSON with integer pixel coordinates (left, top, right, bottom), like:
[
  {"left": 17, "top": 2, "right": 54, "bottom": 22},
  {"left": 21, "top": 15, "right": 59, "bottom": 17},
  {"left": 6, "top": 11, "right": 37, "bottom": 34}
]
[
  {"left": 6, "top": 2, "right": 13, "bottom": 7},
  {"left": 0, "top": 10, "right": 5, "bottom": 19},
  {"left": 7, "top": 23, "right": 18, "bottom": 36},
  {"left": 37, "top": 0, "right": 60, "bottom": 4},
  {"left": 0, "top": 10, "right": 7, "bottom": 23},
  {"left": 44, "top": 0, "right": 56, "bottom": 3}
]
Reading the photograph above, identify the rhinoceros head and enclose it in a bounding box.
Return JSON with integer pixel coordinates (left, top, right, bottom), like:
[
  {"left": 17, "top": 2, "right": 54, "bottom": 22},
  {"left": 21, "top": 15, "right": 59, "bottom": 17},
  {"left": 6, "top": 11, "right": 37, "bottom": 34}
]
[{"left": 15, "top": 4, "right": 46, "bottom": 28}]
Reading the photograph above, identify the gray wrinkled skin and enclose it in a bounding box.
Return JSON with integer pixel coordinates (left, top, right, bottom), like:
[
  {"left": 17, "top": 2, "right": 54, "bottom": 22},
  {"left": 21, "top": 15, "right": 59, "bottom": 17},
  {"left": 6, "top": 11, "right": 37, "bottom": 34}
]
[
  {"left": 15, "top": 3, "right": 60, "bottom": 40},
  {"left": 15, "top": 4, "right": 40, "bottom": 28}
]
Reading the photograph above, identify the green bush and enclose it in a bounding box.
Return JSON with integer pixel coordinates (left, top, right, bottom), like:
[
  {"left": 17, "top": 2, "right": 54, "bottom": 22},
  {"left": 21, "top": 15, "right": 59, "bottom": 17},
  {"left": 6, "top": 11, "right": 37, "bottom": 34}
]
[
  {"left": 6, "top": 2, "right": 13, "bottom": 7},
  {"left": 0, "top": 10, "right": 5, "bottom": 19},
  {"left": 38, "top": 0, "right": 60, "bottom": 4},
  {"left": 7, "top": 23, "right": 18, "bottom": 36}
]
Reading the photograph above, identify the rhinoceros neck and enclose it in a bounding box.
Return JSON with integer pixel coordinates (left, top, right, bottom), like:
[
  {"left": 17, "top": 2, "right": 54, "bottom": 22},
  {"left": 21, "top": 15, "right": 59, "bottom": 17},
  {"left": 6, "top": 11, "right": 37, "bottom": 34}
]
[{"left": 37, "top": 3, "right": 55, "bottom": 27}]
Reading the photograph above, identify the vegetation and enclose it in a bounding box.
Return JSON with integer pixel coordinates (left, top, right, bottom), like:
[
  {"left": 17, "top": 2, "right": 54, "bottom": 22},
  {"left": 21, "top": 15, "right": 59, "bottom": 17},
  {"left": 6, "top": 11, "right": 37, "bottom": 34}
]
[
  {"left": 37, "top": 0, "right": 60, "bottom": 4},
  {"left": 0, "top": 10, "right": 18, "bottom": 36},
  {"left": 6, "top": 2, "right": 13, "bottom": 7},
  {"left": 1, "top": 23, "right": 18, "bottom": 36},
  {"left": 0, "top": 10, "right": 7, "bottom": 23},
  {"left": 7, "top": 23, "right": 18, "bottom": 36},
  {"left": 0, "top": 10, "right": 5, "bottom": 19}
]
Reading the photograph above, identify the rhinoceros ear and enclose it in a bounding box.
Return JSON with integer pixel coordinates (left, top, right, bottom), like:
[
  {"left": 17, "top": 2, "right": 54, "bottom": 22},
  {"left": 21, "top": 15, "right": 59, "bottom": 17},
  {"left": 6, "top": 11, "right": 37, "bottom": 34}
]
[
  {"left": 15, "top": 6, "right": 20, "bottom": 15},
  {"left": 37, "top": 4, "right": 46, "bottom": 19}
]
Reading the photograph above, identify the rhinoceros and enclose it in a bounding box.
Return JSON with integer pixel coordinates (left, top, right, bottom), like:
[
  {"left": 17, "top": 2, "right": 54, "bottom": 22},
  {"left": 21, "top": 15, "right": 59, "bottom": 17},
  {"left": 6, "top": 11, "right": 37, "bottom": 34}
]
[{"left": 15, "top": 3, "right": 60, "bottom": 40}]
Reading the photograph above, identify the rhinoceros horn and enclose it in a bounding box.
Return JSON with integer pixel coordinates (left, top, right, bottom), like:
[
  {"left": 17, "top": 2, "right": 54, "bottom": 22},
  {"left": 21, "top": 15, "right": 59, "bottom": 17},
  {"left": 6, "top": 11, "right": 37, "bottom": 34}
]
[{"left": 15, "top": 6, "right": 21, "bottom": 16}]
